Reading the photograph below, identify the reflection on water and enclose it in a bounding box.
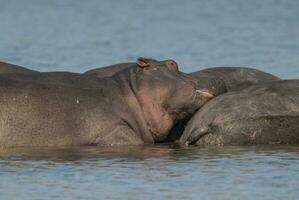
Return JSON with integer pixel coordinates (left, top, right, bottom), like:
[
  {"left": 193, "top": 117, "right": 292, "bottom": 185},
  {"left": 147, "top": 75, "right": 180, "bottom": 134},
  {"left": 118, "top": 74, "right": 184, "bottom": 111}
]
[{"left": 0, "top": 145, "right": 299, "bottom": 200}]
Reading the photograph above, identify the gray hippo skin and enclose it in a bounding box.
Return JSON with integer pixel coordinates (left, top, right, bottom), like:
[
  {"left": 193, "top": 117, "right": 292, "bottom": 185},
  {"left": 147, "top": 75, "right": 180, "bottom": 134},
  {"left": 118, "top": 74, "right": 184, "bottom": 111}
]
[
  {"left": 0, "top": 61, "right": 280, "bottom": 90},
  {"left": 0, "top": 60, "right": 131, "bottom": 77},
  {"left": 0, "top": 62, "right": 37, "bottom": 74},
  {"left": 0, "top": 61, "right": 132, "bottom": 77},
  {"left": 0, "top": 58, "right": 216, "bottom": 148},
  {"left": 180, "top": 80, "right": 299, "bottom": 146},
  {"left": 84, "top": 63, "right": 135, "bottom": 78},
  {"left": 84, "top": 66, "right": 280, "bottom": 92},
  {"left": 190, "top": 67, "right": 280, "bottom": 91},
  {"left": 165, "top": 67, "right": 280, "bottom": 142}
]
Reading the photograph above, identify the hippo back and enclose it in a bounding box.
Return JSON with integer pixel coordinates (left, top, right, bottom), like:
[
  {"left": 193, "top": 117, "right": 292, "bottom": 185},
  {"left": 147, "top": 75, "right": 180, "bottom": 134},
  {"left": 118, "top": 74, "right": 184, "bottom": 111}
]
[
  {"left": 84, "top": 63, "right": 135, "bottom": 78},
  {"left": 190, "top": 67, "right": 280, "bottom": 91}
]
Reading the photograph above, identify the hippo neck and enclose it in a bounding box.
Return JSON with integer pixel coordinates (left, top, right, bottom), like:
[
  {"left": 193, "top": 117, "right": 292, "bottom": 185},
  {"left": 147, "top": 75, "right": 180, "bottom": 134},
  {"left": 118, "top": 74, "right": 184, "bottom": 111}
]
[
  {"left": 116, "top": 67, "right": 173, "bottom": 142},
  {"left": 112, "top": 67, "right": 155, "bottom": 143}
]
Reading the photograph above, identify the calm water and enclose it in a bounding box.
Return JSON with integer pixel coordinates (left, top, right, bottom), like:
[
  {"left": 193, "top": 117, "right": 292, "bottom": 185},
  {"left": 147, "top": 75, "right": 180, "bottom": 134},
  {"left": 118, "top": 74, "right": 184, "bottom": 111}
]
[
  {"left": 1, "top": 0, "right": 299, "bottom": 199},
  {"left": 0, "top": 145, "right": 299, "bottom": 200}
]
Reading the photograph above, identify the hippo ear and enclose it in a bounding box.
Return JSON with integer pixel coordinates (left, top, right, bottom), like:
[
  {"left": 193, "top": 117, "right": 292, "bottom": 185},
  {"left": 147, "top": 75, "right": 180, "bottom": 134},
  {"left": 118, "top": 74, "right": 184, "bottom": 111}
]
[
  {"left": 164, "top": 60, "right": 178, "bottom": 71},
  {"left": 137, "top": 57, "right": 150, "bottom": 68}
]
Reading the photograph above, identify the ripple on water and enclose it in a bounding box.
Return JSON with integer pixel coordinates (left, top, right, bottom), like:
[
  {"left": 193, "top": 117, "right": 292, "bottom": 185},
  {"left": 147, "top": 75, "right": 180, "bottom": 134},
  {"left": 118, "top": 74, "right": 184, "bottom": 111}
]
[{"left": 0, "top": 145, "right": 299, "bottom": 200}]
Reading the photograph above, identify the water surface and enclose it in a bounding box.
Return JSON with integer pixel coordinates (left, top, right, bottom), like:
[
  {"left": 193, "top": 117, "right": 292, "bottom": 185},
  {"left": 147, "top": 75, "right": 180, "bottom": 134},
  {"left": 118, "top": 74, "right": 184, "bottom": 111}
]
[{"left": 0, "top": 145, "right": 299, "bottom": 200}]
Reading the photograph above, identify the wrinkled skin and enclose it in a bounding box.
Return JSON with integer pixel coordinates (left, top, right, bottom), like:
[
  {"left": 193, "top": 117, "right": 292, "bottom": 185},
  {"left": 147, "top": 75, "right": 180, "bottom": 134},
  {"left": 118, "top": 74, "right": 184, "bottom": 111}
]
[
  {"left": 0, "top": 58, "right": 215, "bottom": 148},
  {"left": 191, "top": 67, "right": 280, "bottom": 91},
  {"left": 180, "top": 80, "right": 299, "bottom": 146},
  {"left": 0, "top": 62, "right": 37, "bottom": 74}
]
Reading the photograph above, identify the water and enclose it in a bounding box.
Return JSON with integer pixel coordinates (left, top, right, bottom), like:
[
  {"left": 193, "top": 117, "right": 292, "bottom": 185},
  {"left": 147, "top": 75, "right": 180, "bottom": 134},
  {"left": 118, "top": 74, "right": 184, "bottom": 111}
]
[
  {"left": 0, "top": 145, "right": 298, "bottom": 200},
  {"left": 0, "top": 0, "right": 299, "bottom": 78},
  {"left": 0, "top": 0, "right": 299, "bottom": 199}
]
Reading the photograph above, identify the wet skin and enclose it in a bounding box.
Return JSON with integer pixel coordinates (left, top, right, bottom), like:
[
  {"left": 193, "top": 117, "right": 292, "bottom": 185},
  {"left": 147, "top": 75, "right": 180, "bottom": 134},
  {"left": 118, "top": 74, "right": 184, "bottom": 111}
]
[
  {"left": 0, "top": 58, "right": 215, "bottom": 148},
  {"left": 180, "top": 80, "right": 299, "bottom": 146}
]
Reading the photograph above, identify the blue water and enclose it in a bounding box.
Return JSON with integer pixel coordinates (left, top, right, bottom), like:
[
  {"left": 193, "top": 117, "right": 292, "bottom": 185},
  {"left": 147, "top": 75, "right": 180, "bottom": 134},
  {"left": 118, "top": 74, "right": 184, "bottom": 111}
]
[
  {"left": 0, "top": 0, "right": 299, "bottom": 199},
  {"left": 0, "top": 145, "right": 299, "bottom": 200}
]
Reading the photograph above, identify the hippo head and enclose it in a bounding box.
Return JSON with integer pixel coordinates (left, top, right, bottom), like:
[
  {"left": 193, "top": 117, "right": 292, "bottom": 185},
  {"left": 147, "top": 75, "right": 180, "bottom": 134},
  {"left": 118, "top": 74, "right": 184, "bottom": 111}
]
[{"left": 131, "top": 57, "right": 216, "bottom": 142}]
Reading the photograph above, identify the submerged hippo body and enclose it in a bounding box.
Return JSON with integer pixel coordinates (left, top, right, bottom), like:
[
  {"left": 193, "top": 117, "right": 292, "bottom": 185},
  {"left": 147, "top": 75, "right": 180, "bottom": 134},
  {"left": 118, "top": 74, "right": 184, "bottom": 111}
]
[
  {"left": 180, "top": 80, "right": 299, "bottom": 146},
  {"left": 191, "top": 67, "right": 280, "bottom": 91},
  {"left": 0, "top": 58, "right": 215, "bottom": 148}
]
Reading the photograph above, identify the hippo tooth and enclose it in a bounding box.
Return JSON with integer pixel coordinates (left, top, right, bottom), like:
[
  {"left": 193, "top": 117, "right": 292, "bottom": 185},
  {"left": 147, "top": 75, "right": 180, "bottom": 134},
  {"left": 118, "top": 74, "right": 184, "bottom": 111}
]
[{"left": 195, "top": 90, "right": 214, "bottom": 98}]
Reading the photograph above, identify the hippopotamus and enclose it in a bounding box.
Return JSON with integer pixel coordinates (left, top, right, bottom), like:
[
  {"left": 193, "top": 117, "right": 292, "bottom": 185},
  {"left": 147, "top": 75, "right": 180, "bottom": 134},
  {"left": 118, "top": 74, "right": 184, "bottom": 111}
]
[
  {"left": 180, "top": 80, "right": 299, "bottom": 146},
  {"left": 190, "top": 67, "right": 280, "bottom": 91},
  {"left": 0, "top": 60, "right": 282, "bottom": 144},
  {"left": 0, "top": 61, "right": 37, "bottom": 74},
  {"left": 165, "top": 67, "right": 280, "bottom": 142},
  {"left": 0, "top": 57, "right": 217, "bottom": 148}
]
